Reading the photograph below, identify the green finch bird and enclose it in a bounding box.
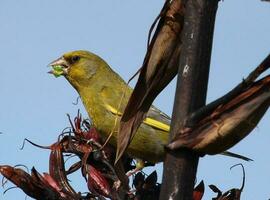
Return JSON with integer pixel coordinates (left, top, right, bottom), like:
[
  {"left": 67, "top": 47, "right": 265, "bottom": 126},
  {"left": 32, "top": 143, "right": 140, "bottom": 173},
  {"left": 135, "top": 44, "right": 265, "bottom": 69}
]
[{"left": 49, "top": 50, "right": 250, "bottom": 164}]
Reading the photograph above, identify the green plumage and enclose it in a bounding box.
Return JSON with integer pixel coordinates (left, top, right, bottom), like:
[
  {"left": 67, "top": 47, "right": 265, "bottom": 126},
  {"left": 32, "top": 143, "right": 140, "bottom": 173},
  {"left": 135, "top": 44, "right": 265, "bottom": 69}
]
[
  {"left": 50, "top": 50, "right": 169, "bottom": 163},
  {"left": 50, "top": 50, "right": 251, "bottom": 163}
]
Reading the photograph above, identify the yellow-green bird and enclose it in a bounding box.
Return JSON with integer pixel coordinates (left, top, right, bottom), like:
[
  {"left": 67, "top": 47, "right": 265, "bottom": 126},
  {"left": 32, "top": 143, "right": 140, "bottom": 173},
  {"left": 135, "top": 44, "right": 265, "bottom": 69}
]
[{"left": 49, "top": 50, "right": 249, "bottom": 164}]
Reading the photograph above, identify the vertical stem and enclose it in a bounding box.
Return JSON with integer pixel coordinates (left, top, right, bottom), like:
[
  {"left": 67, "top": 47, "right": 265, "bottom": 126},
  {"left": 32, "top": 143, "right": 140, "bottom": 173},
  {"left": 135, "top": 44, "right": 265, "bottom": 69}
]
[{"left": 160, "top": 0, "right": 219, "bottom": 199}]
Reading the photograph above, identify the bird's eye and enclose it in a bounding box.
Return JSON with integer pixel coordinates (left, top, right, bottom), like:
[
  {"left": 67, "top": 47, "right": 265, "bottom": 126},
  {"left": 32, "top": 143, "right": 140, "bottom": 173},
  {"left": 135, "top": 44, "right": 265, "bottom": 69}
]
[{"left": 71, "top": 55, "right": 80, "bottom": 63}]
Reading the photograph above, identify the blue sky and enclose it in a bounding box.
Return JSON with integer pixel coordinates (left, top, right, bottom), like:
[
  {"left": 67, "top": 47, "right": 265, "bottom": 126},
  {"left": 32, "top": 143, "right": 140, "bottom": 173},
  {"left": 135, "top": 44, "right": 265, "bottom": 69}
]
[{"left": 0, "top": 0, "right": 270, "bottom": 199}]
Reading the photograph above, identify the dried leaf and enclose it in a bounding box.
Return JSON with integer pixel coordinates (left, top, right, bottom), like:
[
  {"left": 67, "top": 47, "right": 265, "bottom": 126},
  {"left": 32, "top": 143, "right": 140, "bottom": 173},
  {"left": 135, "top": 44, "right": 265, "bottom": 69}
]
[
  {"left": 143, "top": 171, "right": 157, "bottom": 190},
  {"left": 133, "top": 172, "right": 145, "bottom": 190},
  {"left": 116, "top": 0, "right": 184, "bottom": 163},
  {"left": 218, "top": 189, "right": 241, "bottom": 200},
  {"left": 42, "top": 173, "right": 62, "bottom": 193},
  {"left": 210, "top": 164, "right": 245, "bottom": 200},
  {"left": 193, "top": 181, "right": 204, "bottom": 200},
  {"left": 66, "top": 161, "right": 82, "bottom": 175},
  {"left": 209, "top": 184, "right": 222, "bottom": 195}
]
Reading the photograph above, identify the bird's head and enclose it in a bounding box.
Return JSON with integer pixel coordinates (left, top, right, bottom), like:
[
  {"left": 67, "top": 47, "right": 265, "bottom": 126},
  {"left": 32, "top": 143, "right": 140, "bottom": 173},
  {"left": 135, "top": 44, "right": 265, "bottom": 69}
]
[{"left": 49, "top": 50, "right": 108, "bottom": 89}]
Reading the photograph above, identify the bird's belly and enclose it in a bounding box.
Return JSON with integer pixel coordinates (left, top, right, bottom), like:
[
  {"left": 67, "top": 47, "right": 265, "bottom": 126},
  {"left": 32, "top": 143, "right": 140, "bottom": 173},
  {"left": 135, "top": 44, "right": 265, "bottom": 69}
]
[
  {"left": 96, "top": 119, "right": 168, "bottom": 163},
  {"left": 126, "top": 124, "right": 168, "bottom": 163}
]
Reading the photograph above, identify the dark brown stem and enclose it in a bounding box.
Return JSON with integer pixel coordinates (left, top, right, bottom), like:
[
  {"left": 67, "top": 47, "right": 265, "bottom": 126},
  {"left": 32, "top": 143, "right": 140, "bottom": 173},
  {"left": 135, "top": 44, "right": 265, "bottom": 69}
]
[{"left": 159, "top": 0, "right": 219, "bottom": 199}]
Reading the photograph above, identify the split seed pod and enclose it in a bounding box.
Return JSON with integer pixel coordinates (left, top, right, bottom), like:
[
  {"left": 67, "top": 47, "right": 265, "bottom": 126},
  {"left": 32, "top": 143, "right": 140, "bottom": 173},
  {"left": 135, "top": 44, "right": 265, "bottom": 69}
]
[{"left": 168, "top": 75, "right": 270, "bottom": 155}]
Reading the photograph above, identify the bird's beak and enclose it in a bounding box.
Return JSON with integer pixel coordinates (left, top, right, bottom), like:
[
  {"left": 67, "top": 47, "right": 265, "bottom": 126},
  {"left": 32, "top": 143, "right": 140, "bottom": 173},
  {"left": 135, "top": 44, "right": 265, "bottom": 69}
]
[{"left": 48, "top": 57, "right": 70, "bottom": 77}]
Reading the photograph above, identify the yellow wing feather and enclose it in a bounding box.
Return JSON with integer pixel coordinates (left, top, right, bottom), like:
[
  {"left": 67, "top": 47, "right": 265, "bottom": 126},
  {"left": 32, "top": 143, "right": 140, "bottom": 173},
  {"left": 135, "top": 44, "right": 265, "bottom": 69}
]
[
  {"left": 143, "top": 118, "right": 170, "bottom": 132},
  {"left": 105, "top": 104, "right": 170, "bottom": 132}
]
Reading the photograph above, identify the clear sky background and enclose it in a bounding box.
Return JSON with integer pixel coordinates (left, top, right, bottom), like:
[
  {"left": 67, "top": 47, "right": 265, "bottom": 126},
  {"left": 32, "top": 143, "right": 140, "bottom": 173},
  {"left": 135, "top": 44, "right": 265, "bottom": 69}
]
[{"left": 0, "top": 0, "right": 270, "bottom": 199}]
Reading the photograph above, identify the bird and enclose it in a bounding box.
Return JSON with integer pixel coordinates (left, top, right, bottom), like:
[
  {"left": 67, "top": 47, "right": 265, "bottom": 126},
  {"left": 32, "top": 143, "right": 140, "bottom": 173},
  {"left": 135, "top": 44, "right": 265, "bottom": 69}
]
[{"left": 49, "top": 50, "right": 250, "bottom": 165}]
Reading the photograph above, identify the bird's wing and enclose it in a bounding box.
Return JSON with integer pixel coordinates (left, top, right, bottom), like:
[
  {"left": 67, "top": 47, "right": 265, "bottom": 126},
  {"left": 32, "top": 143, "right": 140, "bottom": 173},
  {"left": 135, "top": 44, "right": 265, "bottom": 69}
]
[
  {"left": 104, "top": 104, "right": 170, "bottom": 132},
  {"left": 146, "top": 105, "right": 171, "bottom": 130},
  {"left": 106, "top": 103, "right": 251, "bottom": 161}
]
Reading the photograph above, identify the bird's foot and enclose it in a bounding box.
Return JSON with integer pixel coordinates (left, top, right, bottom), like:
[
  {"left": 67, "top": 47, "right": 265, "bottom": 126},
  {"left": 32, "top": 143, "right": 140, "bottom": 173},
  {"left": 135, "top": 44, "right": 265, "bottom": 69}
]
[{"left": 126, "top": 159, "right": 145, "bottom": 177}]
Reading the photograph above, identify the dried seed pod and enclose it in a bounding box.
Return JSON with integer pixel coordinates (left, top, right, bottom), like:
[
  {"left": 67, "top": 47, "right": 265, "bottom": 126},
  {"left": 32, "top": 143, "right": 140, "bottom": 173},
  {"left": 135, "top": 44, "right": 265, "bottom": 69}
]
[
  {"left": 86, "top": 164, "right": 112, "bottom": 198},
  {"left": 49, "top": 147, "right": 78, "bottom": 197},
  {"left": 0, "top": 165, "right": 64, "bottom": 200},
  {"left": 168, "top": 75, "right": 270, "bottom": 155}
]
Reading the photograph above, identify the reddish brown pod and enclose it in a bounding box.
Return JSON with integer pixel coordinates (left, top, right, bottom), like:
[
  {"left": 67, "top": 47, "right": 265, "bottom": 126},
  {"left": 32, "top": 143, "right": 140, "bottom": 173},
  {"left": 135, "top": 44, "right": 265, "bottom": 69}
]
[
  {"left": 0, "top": 165, "right": 67, "bottom": 200},
  {"left": 86, "top": 164, "right": 112, "bottom": 198}
]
